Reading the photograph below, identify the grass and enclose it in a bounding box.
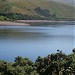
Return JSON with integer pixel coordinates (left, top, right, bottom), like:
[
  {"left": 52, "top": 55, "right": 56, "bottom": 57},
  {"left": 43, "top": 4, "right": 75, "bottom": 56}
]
[{"left": 0, "top": 0, "right": 75, "bottom": 20}]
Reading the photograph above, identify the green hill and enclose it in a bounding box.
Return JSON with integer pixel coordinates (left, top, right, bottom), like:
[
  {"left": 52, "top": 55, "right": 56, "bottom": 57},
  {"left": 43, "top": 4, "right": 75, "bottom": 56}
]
[
  {"left": 0, "top": 0, "right": 75, "bottom": 20},
  {"left": 45, "top": 0, "right": 74, "bottom": 6}
]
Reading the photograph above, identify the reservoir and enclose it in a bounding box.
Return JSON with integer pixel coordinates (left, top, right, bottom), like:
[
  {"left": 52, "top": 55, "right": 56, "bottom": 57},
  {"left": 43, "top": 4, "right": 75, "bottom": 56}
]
[{"left": 0, "top": 22, "right": 75, "bottom": 62}]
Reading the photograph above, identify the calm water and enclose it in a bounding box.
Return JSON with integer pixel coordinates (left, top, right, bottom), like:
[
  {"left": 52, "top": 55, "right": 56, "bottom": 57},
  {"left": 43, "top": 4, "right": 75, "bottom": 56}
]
[{"left": 0, "top": 22, "right": 75, "bottom": 62}]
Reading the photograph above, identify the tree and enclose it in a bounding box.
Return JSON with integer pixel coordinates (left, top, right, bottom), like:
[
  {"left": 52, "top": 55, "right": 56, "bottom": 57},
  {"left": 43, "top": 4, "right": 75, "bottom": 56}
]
[
  {"left": 14, "top": 56, "right": 33, "bottom": 67},
  {"left": 72, "top": 48, "right": 75, "bottom": 53},
  {"left": 0, "top": 49, "right": 75, "bottom": 75}
]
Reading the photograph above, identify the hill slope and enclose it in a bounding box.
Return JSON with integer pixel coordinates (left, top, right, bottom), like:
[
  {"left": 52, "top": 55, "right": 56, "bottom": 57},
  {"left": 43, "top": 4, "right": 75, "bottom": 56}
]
[
  {"left": 45, "top": 0, "right": 75, "bottom": 6},
  {"left": 0, "top": 0, "right": 75, "bottom": 20}
]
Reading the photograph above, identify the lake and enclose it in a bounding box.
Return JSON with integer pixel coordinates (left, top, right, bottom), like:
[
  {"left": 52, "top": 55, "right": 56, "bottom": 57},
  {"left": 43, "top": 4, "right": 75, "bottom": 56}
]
[{"left": 0, "top": 22, "right": 75, "bottom": 62}]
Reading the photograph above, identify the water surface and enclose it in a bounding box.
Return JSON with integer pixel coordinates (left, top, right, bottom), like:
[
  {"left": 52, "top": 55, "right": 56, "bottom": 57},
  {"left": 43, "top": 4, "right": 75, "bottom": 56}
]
[{"left": 0, "top": 22, "right": 75, "bottom": 62}]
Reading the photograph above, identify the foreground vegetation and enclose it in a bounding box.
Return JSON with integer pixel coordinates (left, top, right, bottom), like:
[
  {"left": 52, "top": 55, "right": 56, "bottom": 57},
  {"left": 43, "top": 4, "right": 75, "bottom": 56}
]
[
  {"left": 0, "top": 0, "right": 75, "bottom": 21},
  {"left": 0, "top": 48, "right": 75, "bottom": 75}
]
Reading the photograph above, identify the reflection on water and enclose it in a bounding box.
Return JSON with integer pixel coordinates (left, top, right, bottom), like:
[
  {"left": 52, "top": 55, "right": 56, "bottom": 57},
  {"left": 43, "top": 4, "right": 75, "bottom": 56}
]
[{"left": 0, "top": 23, "right": 75, "bottom": 62}]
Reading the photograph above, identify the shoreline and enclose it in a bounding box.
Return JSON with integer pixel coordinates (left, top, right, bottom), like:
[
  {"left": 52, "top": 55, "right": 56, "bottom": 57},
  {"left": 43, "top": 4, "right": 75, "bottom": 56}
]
[
  {"left": 17, "top": 20, "right": 75, "bottom": 23},
  {"left": 0, "top": 21, "right": 30, "bottom": 26},
  {"left": 0, "top": 20, "right": 74, "bottom": 26}
]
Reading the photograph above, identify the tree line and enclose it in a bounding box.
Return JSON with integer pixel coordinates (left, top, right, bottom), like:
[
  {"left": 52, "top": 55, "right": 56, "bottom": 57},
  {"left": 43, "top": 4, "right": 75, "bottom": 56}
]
[
  {"left": 0, "top": 12, "right": 46, "bottom": 21},
  {"left": 0, "top": 48, "right": 75, "bottom": 75}
]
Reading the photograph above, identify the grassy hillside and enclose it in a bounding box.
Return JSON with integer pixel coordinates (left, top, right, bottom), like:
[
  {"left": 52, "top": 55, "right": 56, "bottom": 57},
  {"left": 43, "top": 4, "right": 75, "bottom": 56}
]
[
  {"left": 45, "top": 0, "right": 75, "bottom": 6},
  {"left": 0, "top": 0, "right": 75, "bottom": 20}
]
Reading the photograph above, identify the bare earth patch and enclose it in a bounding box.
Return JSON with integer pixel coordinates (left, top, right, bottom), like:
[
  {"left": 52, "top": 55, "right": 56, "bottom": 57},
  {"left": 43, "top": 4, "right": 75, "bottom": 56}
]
[{"left": 0, "top": 21, "right": 30, "bottom": 26}]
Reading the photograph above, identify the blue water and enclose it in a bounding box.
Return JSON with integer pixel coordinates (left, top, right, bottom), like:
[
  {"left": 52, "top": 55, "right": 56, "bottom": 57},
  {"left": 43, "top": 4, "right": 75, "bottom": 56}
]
[{"left": 0, "top": 23, "right": 75, "bottom": 62}]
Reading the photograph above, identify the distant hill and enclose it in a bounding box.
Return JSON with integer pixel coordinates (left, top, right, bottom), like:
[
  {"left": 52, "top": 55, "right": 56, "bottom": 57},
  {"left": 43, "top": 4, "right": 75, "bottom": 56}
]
[
  {"left": 45, "top": 0, "right": 75, "bottom": 6},
  {"left": 0, "top": 0, "right": 75, "bottom": 20}
]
